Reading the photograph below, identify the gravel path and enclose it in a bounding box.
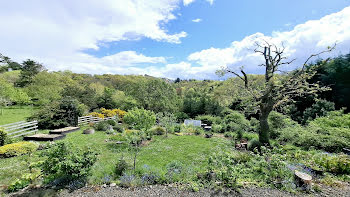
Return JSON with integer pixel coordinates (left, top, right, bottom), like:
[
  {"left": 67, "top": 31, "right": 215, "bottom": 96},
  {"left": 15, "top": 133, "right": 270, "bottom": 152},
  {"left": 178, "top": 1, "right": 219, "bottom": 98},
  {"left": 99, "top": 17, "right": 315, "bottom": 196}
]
[{"left": 8, "top": 184, "right": 350, "bottom": 197}]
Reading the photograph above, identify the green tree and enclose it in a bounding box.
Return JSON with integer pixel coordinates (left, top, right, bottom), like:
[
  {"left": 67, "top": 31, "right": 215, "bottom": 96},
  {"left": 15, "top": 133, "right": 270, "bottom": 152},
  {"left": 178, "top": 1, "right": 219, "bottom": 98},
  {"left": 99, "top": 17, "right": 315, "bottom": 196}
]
[
  {"left": 25, "top": 71, "right": 66, "bottom": 105},
  {"left": 16, "top": 59, "right": 46, "bottom": 87},
  {"left": 0, "top": 78, "right": 30, "bottom": 110},
  {"left": 97, "top": 87, "right": 116, "bottom": 109},
  {"left": 220, "top": 41, "right": 335, "bottom": 144},
  {"left": 123, "top": 108, "right": 156, "bottom": 132},
  {"left": 29, "top": 97, "right": 83, "bottom": 129},
  {"left": 157, "top": 112, "right": 176, "bottom": 137},
  {"left": 129, "top": 78, "right": 180, "bottom": 113},
  {"left": 111, "top": 90, "right": 139, "bottom": 111}
]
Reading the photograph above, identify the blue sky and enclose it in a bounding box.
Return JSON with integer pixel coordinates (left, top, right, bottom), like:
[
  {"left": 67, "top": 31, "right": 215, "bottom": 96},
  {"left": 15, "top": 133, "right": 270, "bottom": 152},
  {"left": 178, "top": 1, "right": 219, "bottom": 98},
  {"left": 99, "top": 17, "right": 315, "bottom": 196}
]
[
  {"left": 1, "top": 0, "right": 350, "bottom": 79},
  {"left": 84, "top": 0, "right": 350, "bottom": 64}
]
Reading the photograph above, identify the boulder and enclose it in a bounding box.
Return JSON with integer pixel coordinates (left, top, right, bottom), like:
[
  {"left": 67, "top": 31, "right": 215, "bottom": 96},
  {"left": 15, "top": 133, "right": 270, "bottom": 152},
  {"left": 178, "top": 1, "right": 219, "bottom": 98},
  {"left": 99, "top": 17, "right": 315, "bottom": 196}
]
[{"left": 83, "top": 128, "right": 95, "bottom": 134}]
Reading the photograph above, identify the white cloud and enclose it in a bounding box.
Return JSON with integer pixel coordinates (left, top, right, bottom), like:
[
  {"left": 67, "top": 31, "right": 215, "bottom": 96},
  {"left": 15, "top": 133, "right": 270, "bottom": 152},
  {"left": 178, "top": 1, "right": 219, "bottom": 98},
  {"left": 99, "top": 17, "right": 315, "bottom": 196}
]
[
  {"left": 1, "top": 2, "right": 349, "bottom": 80},
  {"left": 183, "top": 0, "right": 196, "bottom": 6},
  {"left": 0, "top": 0, "right": 185, "bottom": 66},
  {"left": 187, "top": 6, "right": 350, "bottom": 77},
  {"left": 192, "top": 18, "right": 202, "bottom": 23},
  {"left": 183, "top": 0, "right": 214, "bottom": 6}
]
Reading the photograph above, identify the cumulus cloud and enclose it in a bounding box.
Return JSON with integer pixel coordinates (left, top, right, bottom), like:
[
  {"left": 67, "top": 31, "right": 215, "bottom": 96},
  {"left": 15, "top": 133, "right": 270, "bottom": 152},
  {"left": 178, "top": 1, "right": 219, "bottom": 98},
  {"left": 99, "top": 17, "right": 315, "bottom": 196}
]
[
  {"left": 0, "top": 0, "right": 186, "bottom": 68},
  {"left": 183, "top": 0, "right": 214, "bottom": 6},
  {"left": 187, "top": 6, "right": 350, "bottom": 76},
  {"left": 183, "top": 0, "right": 196, "bottom": 6},
  {"left": 1, "top": 1, "right": 349, "bottom": 80},
  {"left": 192, "top": 18, "right": 202, "bottom": 23}
]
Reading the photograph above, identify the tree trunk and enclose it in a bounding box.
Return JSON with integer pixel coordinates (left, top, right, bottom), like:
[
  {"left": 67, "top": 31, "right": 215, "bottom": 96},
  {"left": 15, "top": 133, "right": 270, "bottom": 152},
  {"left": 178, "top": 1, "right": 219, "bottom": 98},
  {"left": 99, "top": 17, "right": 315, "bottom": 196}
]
[
  {"left": 259, "top": 100, "right": 273, "bottom": 145},
  {"left": 259, "top": 113, "right": 270, "bottom": 145}
]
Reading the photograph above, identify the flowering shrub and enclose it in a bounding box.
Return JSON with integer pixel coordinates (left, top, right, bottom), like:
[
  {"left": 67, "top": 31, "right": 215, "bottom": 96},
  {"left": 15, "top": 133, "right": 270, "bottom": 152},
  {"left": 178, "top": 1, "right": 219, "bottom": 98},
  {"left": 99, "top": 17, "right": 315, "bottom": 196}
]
[
  {"left": 0, "top": 141, "right": 38, "bottom": 158},
  {"left": 88, "top": 112, "right": 105, "bottom": 119},
  {"left": 101, "top": 108, "right": 115, "bottom": 117},
  {"left": 112, "top": 109, "right": 127, "bottom": 119},
  {"left": 88, "top": 108, "right": 127, "bottom": 119}
]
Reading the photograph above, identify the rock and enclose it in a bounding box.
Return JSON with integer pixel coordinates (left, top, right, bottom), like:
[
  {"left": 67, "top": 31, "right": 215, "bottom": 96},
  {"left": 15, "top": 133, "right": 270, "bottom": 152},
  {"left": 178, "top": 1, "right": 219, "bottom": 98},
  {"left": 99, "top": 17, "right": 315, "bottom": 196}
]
[
  {"left": 102, "top": 184, "right": 107, "bottom": 188},
  {"left": 83, "top": 128, "right": 95, "bottom": 134},
  {"left": 294, "top": 170, "right": 312, "bottom": 191},
  {"left": 110, "top": 183, "right": 116, "bottom": 187}
]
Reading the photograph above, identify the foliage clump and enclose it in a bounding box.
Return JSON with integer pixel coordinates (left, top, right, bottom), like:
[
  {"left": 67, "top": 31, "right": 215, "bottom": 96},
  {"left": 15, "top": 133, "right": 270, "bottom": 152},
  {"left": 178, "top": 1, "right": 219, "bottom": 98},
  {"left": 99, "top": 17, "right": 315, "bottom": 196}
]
[
  {"left": 0, "top": 141, "right": 38, "bottom": 158},
  {"left": 115, "top": 157, "right": 129, "bottom": 177},
  {"left": 223, "top": 111, "right": 250, "bottom": 133},
  {"left": 278, "top": 110, "right": 350, "bottom": 152},
  {"left": 41, "top": 142, "right": 98, "bottom": 184},
  {"left": 123, "top": 108, "right": 156, "bottom": 132},
  {"left": 29, "top": 97, "right": 83, "bottom": 129},
  {"left": 149, "top": 126, "right": 166, "bottom": 135},
  {"left": 0, "top": 127, "right": 8, "bottom": 146}
]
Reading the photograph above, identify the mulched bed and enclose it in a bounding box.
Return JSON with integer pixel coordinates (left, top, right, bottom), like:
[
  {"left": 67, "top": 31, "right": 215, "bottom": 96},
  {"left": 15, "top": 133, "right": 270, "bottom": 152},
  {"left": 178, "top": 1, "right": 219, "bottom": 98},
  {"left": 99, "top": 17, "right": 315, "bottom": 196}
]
[
  {"left": 7, "top": 184, "right": 350, "bottom": 197},
  {"left": 59, "top": 184, "right": 350, "bottom": 197}
]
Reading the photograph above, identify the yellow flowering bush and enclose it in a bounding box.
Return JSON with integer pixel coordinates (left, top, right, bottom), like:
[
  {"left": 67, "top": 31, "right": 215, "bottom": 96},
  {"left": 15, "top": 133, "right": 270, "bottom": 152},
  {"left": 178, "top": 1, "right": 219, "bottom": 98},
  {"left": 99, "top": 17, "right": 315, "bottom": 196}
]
[
  {"left": 0, "top": 141, "right": 39, "bottom": 158},
  {"left": 88, "top": 112, "right": 105, "bottom": 119},
  {"left": 112, "top": 109, "right": 127, "bottom": 119},
  {"left": 88, "top": 108, "right": 127, "bottom": 120},
  {"left": 101, "top": 108, "right": 115, "bottom": 117}
]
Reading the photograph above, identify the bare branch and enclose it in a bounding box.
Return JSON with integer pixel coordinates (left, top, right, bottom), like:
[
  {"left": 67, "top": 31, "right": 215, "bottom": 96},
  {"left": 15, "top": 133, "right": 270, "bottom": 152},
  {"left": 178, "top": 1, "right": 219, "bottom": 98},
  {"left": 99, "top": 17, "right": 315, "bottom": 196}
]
[{"left": 302, "top": 43, "right": 337, "bottom": 70}]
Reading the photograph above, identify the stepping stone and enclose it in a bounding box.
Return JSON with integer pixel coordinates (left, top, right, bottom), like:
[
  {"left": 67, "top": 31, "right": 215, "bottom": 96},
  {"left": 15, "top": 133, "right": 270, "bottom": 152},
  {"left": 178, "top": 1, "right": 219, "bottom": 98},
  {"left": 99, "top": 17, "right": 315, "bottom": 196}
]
[
  {"left": 49, "top": 127, "right": 80, "bottom": 134},
  {"left": 24, "top": 134, "right": 66, "bottom": 141}
]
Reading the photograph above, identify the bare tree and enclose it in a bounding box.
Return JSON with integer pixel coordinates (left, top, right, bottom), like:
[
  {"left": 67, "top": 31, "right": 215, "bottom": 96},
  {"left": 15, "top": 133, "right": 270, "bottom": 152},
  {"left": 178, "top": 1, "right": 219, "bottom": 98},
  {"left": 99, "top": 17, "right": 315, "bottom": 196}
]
[{"left": 220, "top": 41, "right": 335, "bottom": 144}]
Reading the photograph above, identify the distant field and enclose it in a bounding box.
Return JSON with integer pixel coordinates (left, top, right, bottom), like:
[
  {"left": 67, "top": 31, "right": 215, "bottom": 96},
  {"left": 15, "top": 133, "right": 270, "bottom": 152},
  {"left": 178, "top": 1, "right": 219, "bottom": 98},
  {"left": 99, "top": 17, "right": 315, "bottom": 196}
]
[{"left": 0, "top": 106, "right": 38, "bottom": 125}]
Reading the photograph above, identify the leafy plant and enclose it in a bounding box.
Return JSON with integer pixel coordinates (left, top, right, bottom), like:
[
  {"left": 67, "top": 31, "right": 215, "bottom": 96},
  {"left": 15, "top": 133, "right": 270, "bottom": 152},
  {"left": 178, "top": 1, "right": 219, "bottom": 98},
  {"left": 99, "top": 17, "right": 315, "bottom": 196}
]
[
  {"left": 113, "top": 124, "right": 124, "bottom": 133},
  {"left": 106, "top": 119, "right": 117, "bottom": 126},
  {"left": 0, "top": 127, "right": 7, "bottom": 146},
  {"left": 8, "top": 172, "right": 40, "bottom": 192},
  {"left": 149, "top": 126, "right": 166, "bottom": 135},
  {"left": 212, "top": 124, "right": 224, "bottom": 133},
  {"left": 123, "top": 108, "right": 156, "bottom": 132},
  {"left": 115, "top": 157, "right": 129, "bottom": 177},
  {"left": 268, "top": 111, "right": 296, "bottom": 139},
  {"left": 94, "top": 121, "right": 109, "bottom": 131},
  {"left": 302, "top": 99, "right": 335, "bottom": 124},
  {"left": 29, "top": 97, "right": 83, "bottom": 129},
  {"left": 41, "top": 142, "right": 98, "bottom": 184},
  {"left": 223, "top": 111, "right": 250, "bottom": 133},
  {"left": 248, "top": 138, "right": 261, "bottom": 151}
]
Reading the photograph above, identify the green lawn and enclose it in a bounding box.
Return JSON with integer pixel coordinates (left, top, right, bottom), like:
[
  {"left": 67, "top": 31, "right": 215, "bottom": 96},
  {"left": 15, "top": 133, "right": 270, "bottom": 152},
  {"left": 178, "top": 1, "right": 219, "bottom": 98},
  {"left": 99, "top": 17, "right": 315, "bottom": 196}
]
[
  {"left": 0, "top": 129, "right": 230, "bottom": 188},
  {"left": 0, "top": 106, "right": 37, "bottom": 125}
]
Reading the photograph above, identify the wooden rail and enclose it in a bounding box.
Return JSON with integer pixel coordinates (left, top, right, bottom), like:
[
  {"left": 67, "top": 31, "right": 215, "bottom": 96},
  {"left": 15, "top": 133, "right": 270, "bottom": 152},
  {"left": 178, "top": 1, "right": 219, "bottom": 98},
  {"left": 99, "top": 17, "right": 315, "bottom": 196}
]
[{"left": 0, "top": 120, "right": 38, "bottom": 138}]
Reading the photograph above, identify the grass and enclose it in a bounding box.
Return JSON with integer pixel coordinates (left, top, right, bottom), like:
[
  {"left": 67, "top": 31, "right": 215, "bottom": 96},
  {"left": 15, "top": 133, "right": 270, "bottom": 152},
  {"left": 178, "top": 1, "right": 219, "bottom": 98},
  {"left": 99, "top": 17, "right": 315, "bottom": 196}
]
[
  {"left": 137, "top": 135, "right": 230, "bottom": 173},
  {"left": 0, "top": 105, "right": 37, "bottom": 125},
  {"left": 0, "top": 128, "right": 231, "bottom": 189}
]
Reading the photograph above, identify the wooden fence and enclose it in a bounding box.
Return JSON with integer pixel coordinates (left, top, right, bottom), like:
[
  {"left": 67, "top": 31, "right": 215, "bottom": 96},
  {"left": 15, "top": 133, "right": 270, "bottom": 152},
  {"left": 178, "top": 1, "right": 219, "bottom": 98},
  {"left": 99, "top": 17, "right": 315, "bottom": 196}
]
[
  {"left": 78, "top": 116, "right": 116, "bottom": 126},
  {"left": 0, "top": 120, "right": 38, "bottom": 138}
]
